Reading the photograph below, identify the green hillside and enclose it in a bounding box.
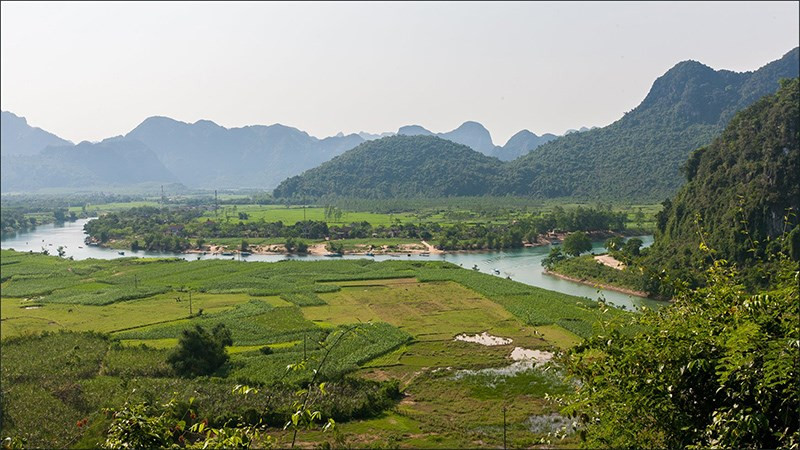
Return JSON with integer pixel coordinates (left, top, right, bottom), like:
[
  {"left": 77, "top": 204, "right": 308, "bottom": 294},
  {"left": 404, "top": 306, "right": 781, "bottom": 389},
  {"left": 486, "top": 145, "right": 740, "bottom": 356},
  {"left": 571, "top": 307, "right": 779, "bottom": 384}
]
[
  {"left": 509, "top": 48, "right": 798, "bottom": 200},
  {"left": 275, "top": 48, "right": 799, "bottom": 201},
  {"left": 644, "top": 78, "right": 799, "bottom": 295},
  {"left": 273, "top": 135, "right": 508, "bottom": 198}
]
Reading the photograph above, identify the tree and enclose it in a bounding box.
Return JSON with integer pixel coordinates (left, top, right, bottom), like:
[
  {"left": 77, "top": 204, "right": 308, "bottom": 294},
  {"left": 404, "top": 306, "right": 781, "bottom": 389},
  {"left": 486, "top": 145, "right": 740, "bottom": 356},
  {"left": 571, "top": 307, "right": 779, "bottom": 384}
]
[
  {"left": 563, "top": 254, "right": 800, "bottom": 448},
  {"left": 53, "top": 208, "right": 67, "bottom": 222},
  {"left": 562, "top": 232, "right": 592, "bottom": 257},
  {"left": 622, "top": 237, "right": 643, "bottom": 257},
  {"left": 167, "top": 324, "right": 233, "bottom": 377},
  {"left": 604, "top": 236, "right": 624, "bottom": 252},
  {"left": 326, "top": 241, "right": 344, "bottom": 254},
  {"left": 541, "top": 247, "right": 565, "bottom": 268},
  {"left": 240, "top": 240, "right": 249, "bottom": 252}
]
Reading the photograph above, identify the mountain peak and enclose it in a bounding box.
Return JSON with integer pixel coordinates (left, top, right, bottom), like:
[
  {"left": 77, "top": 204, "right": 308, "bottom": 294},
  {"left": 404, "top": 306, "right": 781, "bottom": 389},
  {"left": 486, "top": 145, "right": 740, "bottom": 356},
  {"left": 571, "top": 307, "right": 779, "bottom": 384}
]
[{"left": 397, "top": 125, "right": 434, "bottom": 136}]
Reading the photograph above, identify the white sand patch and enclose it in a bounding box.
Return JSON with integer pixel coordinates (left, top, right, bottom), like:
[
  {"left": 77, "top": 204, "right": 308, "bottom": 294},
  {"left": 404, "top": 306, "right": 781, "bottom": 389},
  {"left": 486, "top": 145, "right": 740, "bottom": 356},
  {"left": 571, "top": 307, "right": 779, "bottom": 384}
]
[
  {"left": 594, "top": 254, "right": 626, "bottom": 270},
  {"left": 24, "top": 306, "right": 42, "bottom": 310},
  {"left": 454, "top": 332, "right": 512, "bottom": 346},
  {"left": 510, "top": 347, "right": 554, "bottom": 364}
]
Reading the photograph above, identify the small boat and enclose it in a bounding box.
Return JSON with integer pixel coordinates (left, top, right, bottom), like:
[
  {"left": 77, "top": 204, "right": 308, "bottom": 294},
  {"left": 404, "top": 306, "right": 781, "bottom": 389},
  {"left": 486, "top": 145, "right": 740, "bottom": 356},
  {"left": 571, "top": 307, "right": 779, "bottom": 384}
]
[
  {"left": 324, "top": 252, "right": 343, "bottom": 258},
  {"left": 197, "top": 256, "right": 201, "bottom": 260},
  {"left": 240, "top": 251, "right": 252, "bottom": 257},
  {"left": 420, "top": 252, "right": 430, "bottom": 257},
  {"left": 78, "top": 246, "right": 83, "bottom": 249},
  {"left": 389, "top": 254, "right": 399, "bottom": 258},
  {"left": 493, "top": 269, "right": 501, "bottom": 275},
  {"left": 365, "top": 252, "right": 375, "bottom": 257},
  {"left": 118, "top": 251, "right": 125, "bottom": 255},
  {"left": 222, "top": 252, "right": 233, "bottom": 256}
]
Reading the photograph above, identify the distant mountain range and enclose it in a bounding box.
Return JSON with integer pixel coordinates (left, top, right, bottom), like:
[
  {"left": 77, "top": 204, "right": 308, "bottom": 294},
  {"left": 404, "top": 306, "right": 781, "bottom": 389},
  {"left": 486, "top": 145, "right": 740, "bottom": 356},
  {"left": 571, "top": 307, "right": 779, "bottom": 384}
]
[
  {"left": 0, "top": 113, "right": 562, "bottom": 192},
  {"left": 1, "top": 111, "right": 72, "bottom": 156},
  {"left": 276, "top": 47, "right": 799, "bottom": 201},
  {"left": 3, "top": 47, "right": 797, "bottom": 198}
]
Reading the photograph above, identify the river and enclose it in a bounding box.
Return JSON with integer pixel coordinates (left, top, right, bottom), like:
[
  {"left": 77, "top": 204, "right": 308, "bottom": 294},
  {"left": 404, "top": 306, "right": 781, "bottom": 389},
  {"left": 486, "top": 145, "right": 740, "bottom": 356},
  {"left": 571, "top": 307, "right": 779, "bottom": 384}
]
[{"left": 1, "top": 218, "right": 663, "bottom": 310}]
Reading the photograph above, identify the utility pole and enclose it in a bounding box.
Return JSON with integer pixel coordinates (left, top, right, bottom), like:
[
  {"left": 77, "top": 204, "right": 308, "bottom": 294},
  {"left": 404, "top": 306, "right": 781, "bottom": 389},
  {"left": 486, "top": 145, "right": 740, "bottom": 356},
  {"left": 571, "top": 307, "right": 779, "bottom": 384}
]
[
  {"left": 503, "top": 406, "right": 507, "bottom": 449},
  {"left": 214, "top": 190, "right": 218, "bottom": 217},
  {"left": 134, "top": 275, "right": 138, "bottom": 290},
  {"left": 161, "top": 185, "right": 166, "bottom": 205},
  {"left": 303, "top": 205, "right": 306, "bottom": 221},
  {"left": 189, "top": 291, "right": 193, "bottom": 316}
]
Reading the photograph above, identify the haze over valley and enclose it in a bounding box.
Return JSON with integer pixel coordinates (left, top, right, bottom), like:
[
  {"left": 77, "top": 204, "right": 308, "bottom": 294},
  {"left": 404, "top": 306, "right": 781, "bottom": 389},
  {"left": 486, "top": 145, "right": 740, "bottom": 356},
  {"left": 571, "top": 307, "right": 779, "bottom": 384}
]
[{"left": 1, "top": 2, "right": 798, "bottom": 449}]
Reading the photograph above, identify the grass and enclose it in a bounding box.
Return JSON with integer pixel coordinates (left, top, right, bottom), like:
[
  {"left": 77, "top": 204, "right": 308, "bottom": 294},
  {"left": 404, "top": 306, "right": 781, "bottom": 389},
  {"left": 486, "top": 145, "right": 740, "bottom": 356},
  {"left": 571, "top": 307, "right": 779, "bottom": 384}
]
[
  {"left": 549, "top": 254, "right": 646, "bottom": 293},
  {"left": 200, "top": 204, "right": 418, "bottom": 226},
  {"left": 0, "top": 249, "right": 623, "bottom": 448}
]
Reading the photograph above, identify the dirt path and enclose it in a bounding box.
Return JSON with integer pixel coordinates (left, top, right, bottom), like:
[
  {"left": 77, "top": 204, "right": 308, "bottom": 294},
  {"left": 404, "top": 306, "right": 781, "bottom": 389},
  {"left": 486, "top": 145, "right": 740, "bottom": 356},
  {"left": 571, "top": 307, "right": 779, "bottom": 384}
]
[
  {"left": 420, "top": 240, "right": 443, "bottom": 254},
  {"left": 594, "top": 254, "right": 626, "bottom": 270},
  {"left": 308, "top": 243, "right": 328, "bottom": 255}
]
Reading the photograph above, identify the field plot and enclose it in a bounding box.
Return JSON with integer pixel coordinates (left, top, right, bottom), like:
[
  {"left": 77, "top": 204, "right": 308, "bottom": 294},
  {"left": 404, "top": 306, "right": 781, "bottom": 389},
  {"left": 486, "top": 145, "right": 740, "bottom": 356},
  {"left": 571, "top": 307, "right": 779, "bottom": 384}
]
[{"left": 0, "top": 249, "right": 612, "bottom": 447}]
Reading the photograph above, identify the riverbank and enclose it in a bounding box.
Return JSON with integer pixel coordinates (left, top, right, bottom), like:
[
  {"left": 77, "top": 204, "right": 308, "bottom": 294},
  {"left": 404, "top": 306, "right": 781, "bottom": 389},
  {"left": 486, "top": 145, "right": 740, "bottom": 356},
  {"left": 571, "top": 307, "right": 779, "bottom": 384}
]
[{"left": 543, "top": 268, "right": 651, "bottom": 299}]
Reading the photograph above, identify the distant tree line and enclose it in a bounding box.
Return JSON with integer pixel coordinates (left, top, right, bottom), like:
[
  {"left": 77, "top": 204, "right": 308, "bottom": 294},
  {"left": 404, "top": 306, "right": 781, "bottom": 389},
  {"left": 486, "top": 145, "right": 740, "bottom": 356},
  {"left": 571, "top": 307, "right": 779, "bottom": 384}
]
[{"left": 84, "top": 205, "right": 627, "bottom": 252}]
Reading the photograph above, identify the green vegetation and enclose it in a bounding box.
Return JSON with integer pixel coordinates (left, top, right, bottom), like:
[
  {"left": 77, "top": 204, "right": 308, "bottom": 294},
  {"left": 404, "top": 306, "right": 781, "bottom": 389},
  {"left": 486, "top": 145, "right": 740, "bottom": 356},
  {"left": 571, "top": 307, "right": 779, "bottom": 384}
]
[
  {"left": 642, "top": 78, "right": 800, "bottom": 297},
  {"left": 84, "top": 203, "right": 632, "bottom": 253},
  {"left": 1, "top": 249, "right": 618, "bottom": 447},
  {"left": 564, "top": 251, "right": 799, "bottom": 448},
  {"left": 548, "top": 255, "right": 646, "bottom": 293},
  {"left": 167, "top": 324, "right": 233, "bottom": 377},
  {"left": 546, "top": 79, "right": 800, "bottom": 300},
  {"left": 561, "top": 231, "right": 592, "bottom": 257},
  {"left": 274, "top": 49, "right": 798, "bottom": 202},
  {"left": 274, "top": 135, "right": 508, "bottom": 198}
]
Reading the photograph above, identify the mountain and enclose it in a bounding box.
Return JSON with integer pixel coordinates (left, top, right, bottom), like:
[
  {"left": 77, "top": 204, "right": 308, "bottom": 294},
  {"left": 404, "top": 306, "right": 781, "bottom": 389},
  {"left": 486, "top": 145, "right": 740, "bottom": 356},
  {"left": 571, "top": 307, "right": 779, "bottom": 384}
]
[
  {"left": 1, "top": 111, "right": 72, "bottom": 156},
  {"left": 273, "top": 135, "right": 507, "bottom": 198},
  {"left": 644, "top": 78, "right": 799, "bottom": 295},
  {"left": 125, "top": 117, "right": 366, "bottom": 189},
  {"left": 438, "top": 121, "right": 496, "bottom": 155},
  {"left": 508, "top": 47, "right": 800, "bottom": 200},
  {"left": 494, "top": 130, "right": 558, "bottom": 160},
  {"left": 397, "top": 121, "right": 556, "bottom": 160},
  {"left": 564, "top": 126, "right": 597, "bottom": 135},
  {"left": 397, "top": 125, "right": 434, "bottom": 136},
  {"left": 0, "top": 137, "right": 177, "bottom": 192},
  {"left": 358, "top": 131, "right": 395, "bottom": 141}
]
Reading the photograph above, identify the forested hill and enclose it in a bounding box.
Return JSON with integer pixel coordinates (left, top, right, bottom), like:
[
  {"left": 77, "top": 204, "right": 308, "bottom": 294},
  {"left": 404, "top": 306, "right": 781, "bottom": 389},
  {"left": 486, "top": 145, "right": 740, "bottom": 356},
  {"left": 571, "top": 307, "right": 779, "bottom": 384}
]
[
  {"left": 508, "top": 47, "right": 799, "bottom": 200},
  {"left": 275, "top": 48, "right": 799, "bottom": 201},
  {"left": 644, "top": 78, "right": 799, "bottom": 294},
  {"left": 272, "top": 135, "right": 507, "bottom": 198}
]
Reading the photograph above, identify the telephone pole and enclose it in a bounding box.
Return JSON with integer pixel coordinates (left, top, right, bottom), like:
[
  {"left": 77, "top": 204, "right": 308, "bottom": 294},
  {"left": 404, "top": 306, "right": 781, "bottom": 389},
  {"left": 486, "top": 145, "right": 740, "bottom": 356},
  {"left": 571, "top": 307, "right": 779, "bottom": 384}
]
[
  {"left": 189, "top": 291, "right": 193, "bottom": 316},
  {"left": 503, "top": 406, "right": 507, "bottom": 449}
]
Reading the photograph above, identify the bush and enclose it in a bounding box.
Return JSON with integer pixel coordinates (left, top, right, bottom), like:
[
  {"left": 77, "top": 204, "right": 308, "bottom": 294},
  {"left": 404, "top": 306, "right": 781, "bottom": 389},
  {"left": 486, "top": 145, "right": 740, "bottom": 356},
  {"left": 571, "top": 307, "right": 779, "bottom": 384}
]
[{"left": 167, "top": 324, "right": 233, "bottom": 377}]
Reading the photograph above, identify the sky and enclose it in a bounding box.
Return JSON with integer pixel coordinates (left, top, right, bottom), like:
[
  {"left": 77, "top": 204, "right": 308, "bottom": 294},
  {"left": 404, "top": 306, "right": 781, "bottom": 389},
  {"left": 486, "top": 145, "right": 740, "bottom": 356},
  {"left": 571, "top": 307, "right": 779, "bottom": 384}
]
[{"left": 1, "top": 1, "right": 798, "bottom": 145}]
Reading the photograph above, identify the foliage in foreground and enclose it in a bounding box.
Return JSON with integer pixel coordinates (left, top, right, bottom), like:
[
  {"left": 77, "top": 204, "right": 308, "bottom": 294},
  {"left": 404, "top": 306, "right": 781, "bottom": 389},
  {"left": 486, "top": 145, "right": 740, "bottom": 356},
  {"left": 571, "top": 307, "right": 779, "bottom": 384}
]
[
  {"left": 167, "top": 324, "right": 233, "bottom": 377},
  {"left": 563, "top": 252, "right": 799, "bottom": 448}
]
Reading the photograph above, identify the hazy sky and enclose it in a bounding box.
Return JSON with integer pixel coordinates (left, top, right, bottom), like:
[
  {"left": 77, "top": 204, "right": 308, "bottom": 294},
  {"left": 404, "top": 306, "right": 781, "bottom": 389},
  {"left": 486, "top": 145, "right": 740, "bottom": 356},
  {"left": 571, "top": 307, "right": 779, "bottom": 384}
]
[{"left": 2, "top": 1, "right": 798, "bottom": 145}]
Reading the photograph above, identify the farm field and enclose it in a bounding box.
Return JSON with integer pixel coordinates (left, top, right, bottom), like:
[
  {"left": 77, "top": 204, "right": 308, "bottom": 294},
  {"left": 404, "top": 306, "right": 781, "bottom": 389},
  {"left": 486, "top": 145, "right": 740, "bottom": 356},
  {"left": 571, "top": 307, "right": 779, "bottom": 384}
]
[{"left": 0, "top": 249, "right": 623, "bottom": 447}]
